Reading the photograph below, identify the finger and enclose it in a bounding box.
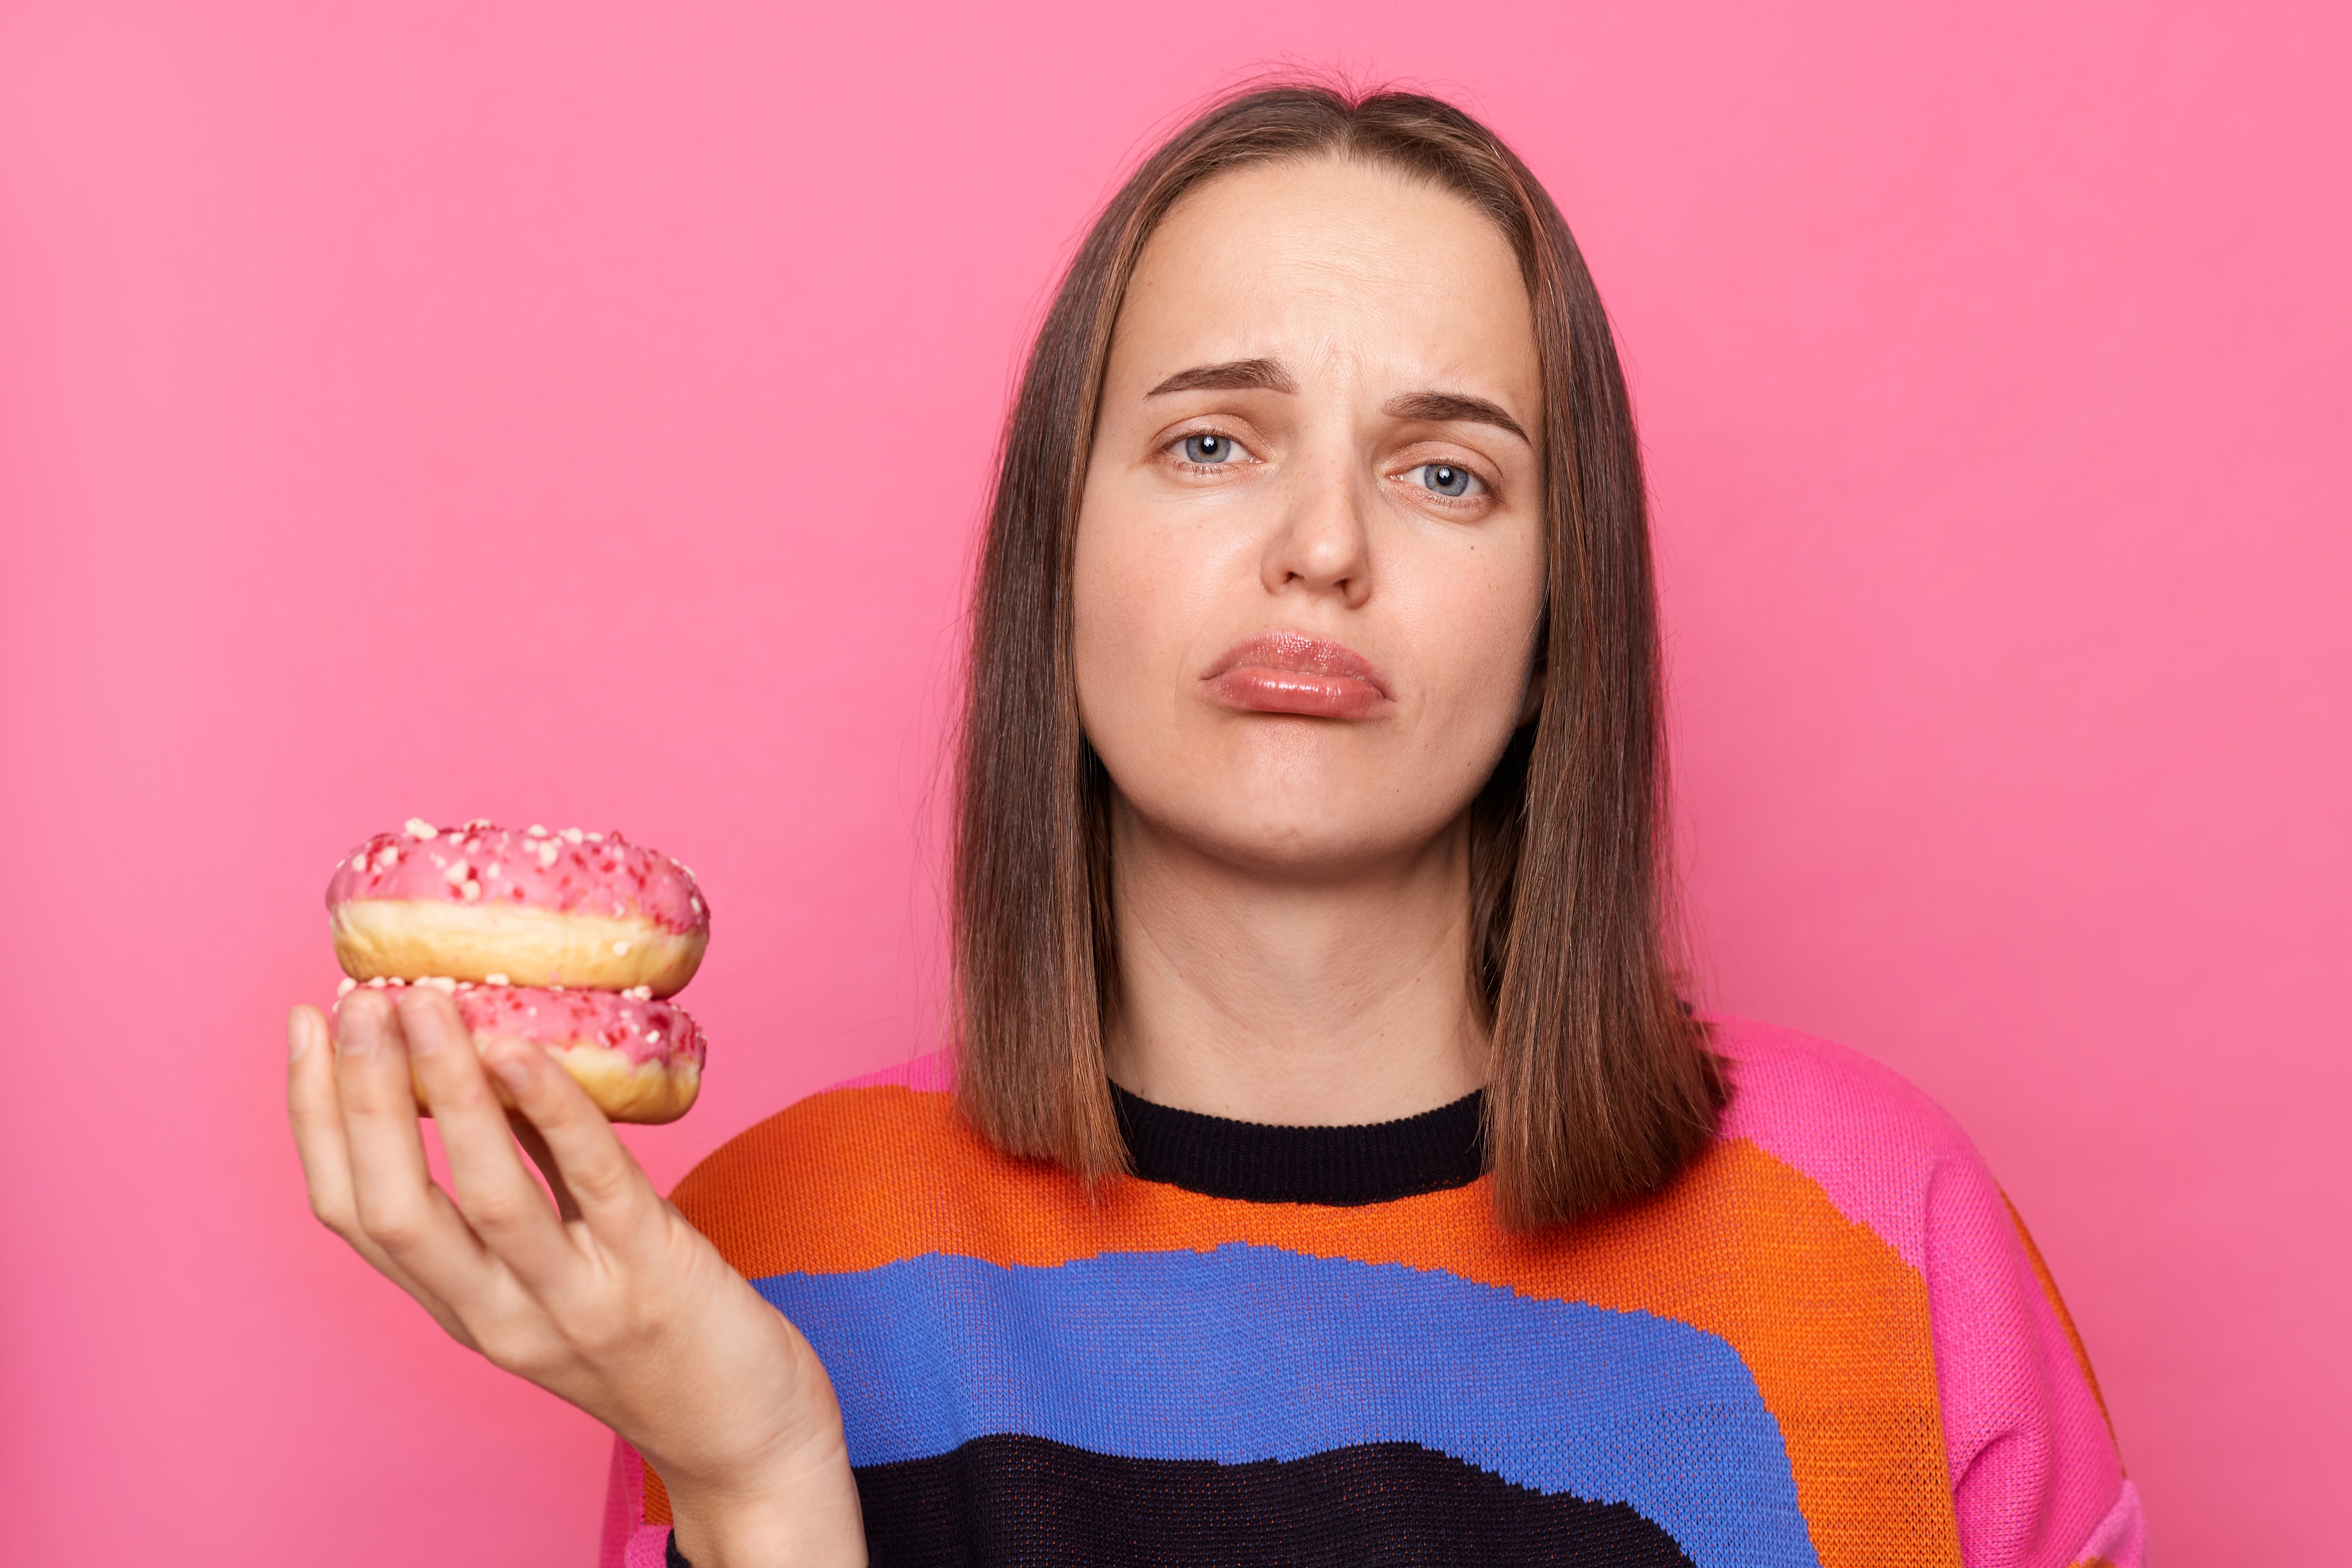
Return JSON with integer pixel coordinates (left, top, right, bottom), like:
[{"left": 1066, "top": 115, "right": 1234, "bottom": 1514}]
[
  {"left": 399, "top": 988, "right": 579, "bottom": 1285},
  {"left": 289, "top": 1003, "right": 361, "bottom": 1232},
  {"left": 289, "top": 1003, "right": 476, "bottom": 1343},
  {"left": 335, "top": 990, "right": 496, "bottom": 1293},
  {"left": 509, "top": 1116, "right": 585, "bottom": 1223},
  {"left": 482, "top": 1037, "right": 661, "bottom": 1252}
]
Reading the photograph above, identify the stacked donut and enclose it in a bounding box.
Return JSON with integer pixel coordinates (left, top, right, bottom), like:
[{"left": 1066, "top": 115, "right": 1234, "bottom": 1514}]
[{"left": 327, "top": 819, "right": 710, "bottom": 1123}]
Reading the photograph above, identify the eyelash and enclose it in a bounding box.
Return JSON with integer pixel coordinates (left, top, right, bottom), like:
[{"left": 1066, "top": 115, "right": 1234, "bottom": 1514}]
[
  {"left": 1168, "top": 430, "right": 1253, "bottom": 471},
  {"left": 1401, "top": 462, "right": 1488, "bottom": 503},
  {"left": 1162, "top": 431, "right": 1499, "bottom": 508}
]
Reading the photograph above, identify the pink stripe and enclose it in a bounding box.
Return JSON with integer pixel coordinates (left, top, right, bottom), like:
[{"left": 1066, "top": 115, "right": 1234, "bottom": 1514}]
[
  {"left": 1713, "top": 1016, "right": 1957, "bottom": 1272},
  {"left": 624, "top": 1523, "right": 673, "bottom": 1568},
  {"left": 828, "top": 1047, "right": 953, "bottom": 1094},
  {"left": 2071, "top": 1478, "right": 2147, "bottom": 1567},
  {"left": 1932, "top": 1161, "right": 2125, "bottom": 1566},
  {"left": 598, "top": 1437, "right": 675, "bottom": 1568},
  {"left": 1711, "top": 1017, "right": 2127, "bottom": 1568},
  {"left": 597, "top": 1437, "right": 639, "bottom": 1568}
]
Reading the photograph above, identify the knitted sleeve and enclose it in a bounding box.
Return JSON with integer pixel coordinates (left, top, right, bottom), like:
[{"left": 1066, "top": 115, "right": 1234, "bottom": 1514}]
[
  {"left": 1924, "top": 1164, "right": 2144, "bottom": 1566},
  {"left": 597, "top": 1431, "right": 666, "bottom": 1568},
  {"left": 1716, "top": 1018, "right": 2144, "bottom": 1568}
]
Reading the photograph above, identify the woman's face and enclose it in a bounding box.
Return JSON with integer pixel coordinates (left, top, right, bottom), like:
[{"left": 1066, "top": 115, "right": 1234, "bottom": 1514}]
[{"left": 1074, "top": 155, "right": 1547, "bottom": 874}]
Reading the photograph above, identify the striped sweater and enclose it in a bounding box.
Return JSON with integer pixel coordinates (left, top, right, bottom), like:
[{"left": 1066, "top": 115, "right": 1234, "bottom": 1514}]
[{"left": 602, "top": 1017, "right": 2143, "bottom": 1566}]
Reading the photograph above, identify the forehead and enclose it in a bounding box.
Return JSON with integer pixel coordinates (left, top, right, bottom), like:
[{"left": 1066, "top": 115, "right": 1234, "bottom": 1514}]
[{"left": 1114, "top": 156, "right": 1537, "bottom": 387}]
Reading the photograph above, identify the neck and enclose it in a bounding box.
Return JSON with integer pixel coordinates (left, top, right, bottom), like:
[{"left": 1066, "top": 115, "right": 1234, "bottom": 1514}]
[{"left": 1100, "top": 795, "right": 1488, "bottom": 1126}]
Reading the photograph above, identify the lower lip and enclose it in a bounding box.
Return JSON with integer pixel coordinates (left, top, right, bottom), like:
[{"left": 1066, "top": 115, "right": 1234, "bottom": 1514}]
[{"left": 1203, "top": 667, "right": 1391, "bottom": 720}]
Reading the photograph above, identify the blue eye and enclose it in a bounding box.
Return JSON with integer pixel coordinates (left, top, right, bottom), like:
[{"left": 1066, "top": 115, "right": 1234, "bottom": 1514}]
[
  {"left": 1420, "top": 463, "right": 1474, "bottom": 497},
  {"left": 1182, "top": 433, "right": 1241, "bottom": 464}
]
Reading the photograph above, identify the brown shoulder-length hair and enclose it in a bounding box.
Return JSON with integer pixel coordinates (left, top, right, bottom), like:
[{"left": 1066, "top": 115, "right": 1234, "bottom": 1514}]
[{"left": 952, "top": 80, "right": 1725, "bottom": 1229}]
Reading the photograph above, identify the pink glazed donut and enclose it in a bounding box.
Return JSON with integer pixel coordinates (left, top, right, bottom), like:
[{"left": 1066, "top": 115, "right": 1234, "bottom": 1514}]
[
  {"left": 336, "top": 976, "right": 706, "bottom": 1123},
  {"left": 327, "top": 820, "right": 708, "bottom": 996}
]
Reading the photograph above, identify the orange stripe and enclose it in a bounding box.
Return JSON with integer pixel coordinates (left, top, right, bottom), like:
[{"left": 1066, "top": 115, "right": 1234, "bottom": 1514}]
[
  {"left": 671, "top": 1086, "right": 1962, "bottom": 1566},
  {"left": 642, "top": 1458, "right": 672, "bottom": 1528}
]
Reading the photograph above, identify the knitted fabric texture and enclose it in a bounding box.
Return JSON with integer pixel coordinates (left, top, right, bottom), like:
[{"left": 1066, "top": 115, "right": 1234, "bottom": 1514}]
[{"left": 601, "top": 1017, "right": 2143, "bottom": 1567}]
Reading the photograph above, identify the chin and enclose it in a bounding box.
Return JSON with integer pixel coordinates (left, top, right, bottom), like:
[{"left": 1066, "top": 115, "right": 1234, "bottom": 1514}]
[
  {"left": 1107, "top": 730, "right": 1488, "bottom": 872},
  {"left": 1165, "top": 794, "right": 1459, "bottom": 875}
]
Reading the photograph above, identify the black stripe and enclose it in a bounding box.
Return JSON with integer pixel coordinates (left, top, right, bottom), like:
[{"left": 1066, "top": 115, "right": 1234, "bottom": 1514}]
[
  {"left": 850, "top": 1433, "right": 1694, "bottom": 1566},
  {"left": 1111, "top": 1082, "right": 1487, "bottom": 1205}
]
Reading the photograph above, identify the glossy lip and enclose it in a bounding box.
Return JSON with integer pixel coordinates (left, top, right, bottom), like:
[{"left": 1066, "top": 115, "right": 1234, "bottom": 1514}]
[{"left": 1200, "top": 630, "right": 1394, "bottom": 719}]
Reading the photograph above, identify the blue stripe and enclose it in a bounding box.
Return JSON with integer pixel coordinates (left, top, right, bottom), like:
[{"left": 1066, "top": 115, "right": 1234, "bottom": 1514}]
[{"left": 754, "top": 1243, "right": 1817, "bottom": 1568}]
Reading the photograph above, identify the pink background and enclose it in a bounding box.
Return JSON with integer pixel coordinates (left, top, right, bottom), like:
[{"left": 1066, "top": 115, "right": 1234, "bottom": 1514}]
[{"left": 2, "top": 1, "right": 2344, "bottom": 1561}]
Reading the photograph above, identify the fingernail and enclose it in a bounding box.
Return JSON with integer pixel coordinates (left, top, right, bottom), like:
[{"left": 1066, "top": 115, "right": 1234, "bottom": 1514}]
[{"left": 288, "top": 1011, "right": 315, "bottom": 1062}]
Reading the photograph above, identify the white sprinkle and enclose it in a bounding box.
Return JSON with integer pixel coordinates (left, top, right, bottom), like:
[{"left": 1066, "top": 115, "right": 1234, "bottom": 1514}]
[
  {"left": 611, "top": 940, "right": 631, "bottom": 956},
  {"left": 465, "top": 817, "right": 493, "bottom": 829},
  {"left": 527, "top": 824, "right": 549, "bottom": 838},
  {"left": 689, "top": 895, "right": 702, "bottom": 914},
  {"left": 537, "top": 841, "right": 560, "bottom": 869},
  {"left": 418, "top": 976, "right": 457, "bottom": 993},
  {"left": 349, "top": 854, "right": 367, "bottom": 871},
  {"left": 365, "top": 976, "right": 386, "bottom": 988},
  {"left": 375, "top": 845, "right": 400, "bottom": 869},
  {"left": 405, "top": 817, "right": 437, "bottom": 840},
  {"left": 682, "top": 865, "right": 698, "bottom": 880},
  {"left": 550, "top": 984, "right": 566, "bottom": 993},
  {"left": 461, "top": 879, "right": 482, "bottom": 901},
  {"left": 485, "top": 973, "right": 510, "bottom": 986},
  {"left": 443, "top": 860, "right": 472, "bottom": 886},
  {"left": 623, "top": 985, "right": 651, "bottom": 1001},
  {"left": 586, "top": 831, "right": 604, "bottom": 843},
  {"left": 336, "top": 978, "right": 357, "bottom": 997},
  {"left": 561, "top": 827, "right": 585, "bottom": 844},
  {"left": 484, "top": 862, "right": 502, "bottom": 879},
  {"left": 645, "top": 1029, "right": 660, "bottom": 1043}
]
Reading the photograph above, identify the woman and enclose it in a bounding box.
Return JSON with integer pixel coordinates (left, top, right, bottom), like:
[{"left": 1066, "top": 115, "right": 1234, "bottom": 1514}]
[{"left": 287, "top": 85, "right": 2142, "bottom": 1567}]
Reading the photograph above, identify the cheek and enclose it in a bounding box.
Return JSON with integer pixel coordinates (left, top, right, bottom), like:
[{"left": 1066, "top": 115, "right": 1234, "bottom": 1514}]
[
  {"left": 1392, "top": 552, "right": 1561, "bottom": 780},
  {"left": 1071, "top": 494, "right": 1195, "bottom": 733},
  {"left": 1071, "top": 509, "right": 1144, "bottom": 718},
  {"left": 1402, "top": 532, "right": 1547, "bottom": 733},
  {"left": 1071, "top": 486, "right": 1258, "bottom": 715}
]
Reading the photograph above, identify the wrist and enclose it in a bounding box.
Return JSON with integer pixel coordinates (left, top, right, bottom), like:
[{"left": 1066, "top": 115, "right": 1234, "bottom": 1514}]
[
  {"left": 668, "top": 1511, "right": 864, "bottom": 1568},
  {"left": 661, "top": 1439, "right": 867, "bottom": 1568}
]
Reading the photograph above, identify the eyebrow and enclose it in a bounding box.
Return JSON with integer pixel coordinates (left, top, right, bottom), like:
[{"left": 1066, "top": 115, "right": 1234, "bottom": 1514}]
[
  {"left": 1383, "top": 391, "right": 1530, "bottom": 443},
  {"left": 1145, "top": 361, "right": 1532, "bottom": 445},
  {"left": 1146, "top": 358, "right": 1299, "bottom": 396}
]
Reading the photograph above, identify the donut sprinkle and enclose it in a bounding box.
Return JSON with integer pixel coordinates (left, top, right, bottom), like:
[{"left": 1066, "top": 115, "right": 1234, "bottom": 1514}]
[{"left": 325, "top": 822, "right": 708, "bottom": 935}]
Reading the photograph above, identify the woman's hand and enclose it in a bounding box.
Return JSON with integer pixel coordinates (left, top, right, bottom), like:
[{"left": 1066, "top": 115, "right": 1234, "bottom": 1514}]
[{"left": 287, "top": 989, "right": 867, "bottom": 1568}]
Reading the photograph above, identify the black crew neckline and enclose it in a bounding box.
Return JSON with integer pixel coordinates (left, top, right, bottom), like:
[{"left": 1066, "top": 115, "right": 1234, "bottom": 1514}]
[{"left": 1109, "top": 1081, "right": 1488, "bottom": 1206}]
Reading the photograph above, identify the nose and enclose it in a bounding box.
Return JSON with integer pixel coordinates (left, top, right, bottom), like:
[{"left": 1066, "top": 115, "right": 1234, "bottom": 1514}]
[{"left": 1260, "top": 453, "right": 1372, "bottom": 607}]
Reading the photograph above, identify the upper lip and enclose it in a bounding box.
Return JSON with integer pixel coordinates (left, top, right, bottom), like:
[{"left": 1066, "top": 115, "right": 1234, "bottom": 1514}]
[{"left": 1203, "top": 630, "right": 1392, "bottom": 698}]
